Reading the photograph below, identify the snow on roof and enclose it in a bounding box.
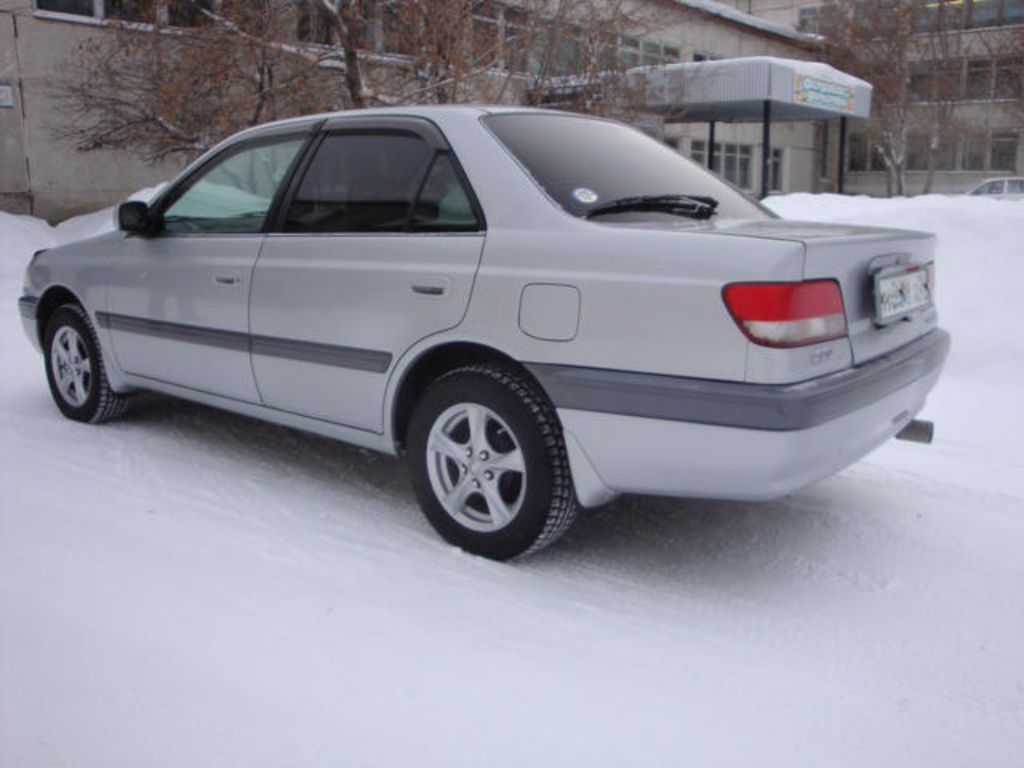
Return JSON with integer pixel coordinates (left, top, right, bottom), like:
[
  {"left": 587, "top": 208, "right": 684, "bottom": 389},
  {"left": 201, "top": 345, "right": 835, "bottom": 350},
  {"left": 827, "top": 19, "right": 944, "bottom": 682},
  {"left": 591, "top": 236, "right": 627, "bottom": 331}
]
[
  {"left": 635, "top": 56, "right": 873, "bottom": 121},
  {"left": 671, "top": 0, "right": 821, "bottom": 44},
  {"left": 660, "top": 56, "right": 872, "bottom": 90}
]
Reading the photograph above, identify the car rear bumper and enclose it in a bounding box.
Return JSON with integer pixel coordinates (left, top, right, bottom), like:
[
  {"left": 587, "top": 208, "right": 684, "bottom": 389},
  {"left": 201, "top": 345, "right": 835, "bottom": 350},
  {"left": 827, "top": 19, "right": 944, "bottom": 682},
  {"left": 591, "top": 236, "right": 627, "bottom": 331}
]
[{"left": 531, "top": 329, "right": 950, "bottom": 506}]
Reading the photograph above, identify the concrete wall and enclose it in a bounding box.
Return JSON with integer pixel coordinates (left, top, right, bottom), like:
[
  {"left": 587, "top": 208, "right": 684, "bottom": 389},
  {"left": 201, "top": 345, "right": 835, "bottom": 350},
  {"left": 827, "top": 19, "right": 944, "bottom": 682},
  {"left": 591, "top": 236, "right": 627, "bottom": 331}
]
[
  {"left": 1, "top": 2, "right": 183, "bottom": 221},
  {"left": 0, "top": 6, "right": 30, "bottom": 213}
]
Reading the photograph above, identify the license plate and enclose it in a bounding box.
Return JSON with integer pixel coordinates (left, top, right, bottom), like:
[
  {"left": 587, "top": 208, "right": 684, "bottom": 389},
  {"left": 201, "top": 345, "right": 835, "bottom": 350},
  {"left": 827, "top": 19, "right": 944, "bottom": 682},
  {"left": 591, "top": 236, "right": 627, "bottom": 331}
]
[{"left": 874, "top": 265, "right": 932, "bottom": 324}]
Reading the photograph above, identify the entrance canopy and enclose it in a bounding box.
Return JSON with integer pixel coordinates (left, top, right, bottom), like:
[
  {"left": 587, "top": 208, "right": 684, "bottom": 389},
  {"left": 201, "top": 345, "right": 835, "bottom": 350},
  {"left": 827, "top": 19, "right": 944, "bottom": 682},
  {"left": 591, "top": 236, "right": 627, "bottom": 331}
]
[
  {"left": 636, "top": 56, "right": 872, "bottom": 123},
  {"left": 630, "top": 57, "right": 872, "bottom": 197}
]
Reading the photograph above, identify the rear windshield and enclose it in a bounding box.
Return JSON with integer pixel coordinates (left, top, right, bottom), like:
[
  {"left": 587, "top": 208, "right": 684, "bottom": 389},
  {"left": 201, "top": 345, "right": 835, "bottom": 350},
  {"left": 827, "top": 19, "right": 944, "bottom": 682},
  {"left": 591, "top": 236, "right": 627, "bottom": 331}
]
[{"left": 483, "top": 113, "right": 772, "bottom": 221}]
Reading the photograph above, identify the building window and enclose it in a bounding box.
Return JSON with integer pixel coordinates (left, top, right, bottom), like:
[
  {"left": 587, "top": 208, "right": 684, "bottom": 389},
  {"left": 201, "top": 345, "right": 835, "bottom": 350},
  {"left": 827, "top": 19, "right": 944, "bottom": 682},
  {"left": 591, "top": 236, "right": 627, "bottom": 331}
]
[
  {"left": 910, "top": 0, "right": 1024, "bottom": 31},
  {"left": 716, "top": 143, "right": 753, "bottom": 189},
  {"left": 770, "top": 148, "right": 784, "bottom": 192},
  {"left": 907, "top": 134, "right": 929, "bottom": 171},
  {"left": 904, "top": 134, "right": 964, "bottom": 172},
  {"left": 797, "top": 5, "right": 820, "bottom": 33},
  {"left": 909, "top": 62, "right": 933, "bottom": 102},
  {"left": 968, "top": 0, "right": 1001, "bottom": 27},
  {"left": 963, "top": 135, "right": 987, "bottom": 170},
  {"left": 691, "top": 139, "right": 707, "bottom": 165},
  {"left": 621, "top": 36, "right": 681, "bottom": 67},
  {"left": 991, "top": 132, "right": 1019, "bottom": 171},
  {"left": 818, "top": 121, "right": 830, "bottom": 178},
  {"left": 935, "top": 138, "right": 957, "bottom": 170},
  {"left": 296, "top": 0, "right": 336, "bottom": 43},
  {"left": 105, "top": 0, "right": 156, "bottom": 22},
  {"left": 166, "top": 0, "right": 210, "bottom": 26},
  {"left": 869, "top": 143, "right": 887, "bottom": 172},
  {"left": 620, "top": 36, "right": 641, "bottom": 68},
  {"left": 965, "top": 59, "right": 994, "bottom": 100},
  {"left": 994, "top": 57, "right": 1023, "bottom": 99},
  {"left": 37, "top": 0, "right": 209, "bottom": 24},
  {"left": 36, "top": 0, "right": 95, "bottom": 14},
  {"left": 848, "top": 133, "right": 868, "bottom": 171},
  {"left": 1005, "top": 0, "right": 1024, "bottom": 25}
]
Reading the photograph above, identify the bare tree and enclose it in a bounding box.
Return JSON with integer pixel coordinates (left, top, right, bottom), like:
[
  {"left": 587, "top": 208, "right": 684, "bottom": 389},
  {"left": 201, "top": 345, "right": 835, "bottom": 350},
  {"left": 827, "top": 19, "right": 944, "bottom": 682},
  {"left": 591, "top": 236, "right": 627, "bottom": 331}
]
[
  {"left": 57, "top": 0, "right": 652, "bottom": 163},
  {"left": 310, "top": 0, "right": 369, "bottom": 108},
  {"left": 822, "top": 0, "right": 919, "bottom": 195},
  {"left": 822, "top": 0, "right": 1018, "bottom": 196},
  {"left": 911, "top": 9, "right": 974, "bottom": 194},
  {"left": 322, "top": 0, "right": 648, "bottom": 112},
  {"left": 55, "top": 0, "right": 341, "bottom": 162},
  {"left": 523, "top": 0, "right": 650, "bottom": 118}
]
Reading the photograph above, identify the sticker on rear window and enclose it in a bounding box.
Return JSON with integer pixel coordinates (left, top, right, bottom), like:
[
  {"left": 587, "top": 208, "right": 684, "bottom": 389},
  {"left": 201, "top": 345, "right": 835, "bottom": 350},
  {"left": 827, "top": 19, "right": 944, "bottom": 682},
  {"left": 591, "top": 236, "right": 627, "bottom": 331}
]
[{"left": 572, "top": 187, "right": 599, "bottom": 204}]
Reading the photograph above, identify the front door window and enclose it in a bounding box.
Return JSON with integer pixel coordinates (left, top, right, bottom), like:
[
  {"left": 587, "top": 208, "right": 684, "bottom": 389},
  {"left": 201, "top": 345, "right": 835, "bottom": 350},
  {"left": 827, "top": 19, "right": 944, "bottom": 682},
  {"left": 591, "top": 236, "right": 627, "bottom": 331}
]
[{"left": 162, "top": 137, "right": 305, "bottom": 234}]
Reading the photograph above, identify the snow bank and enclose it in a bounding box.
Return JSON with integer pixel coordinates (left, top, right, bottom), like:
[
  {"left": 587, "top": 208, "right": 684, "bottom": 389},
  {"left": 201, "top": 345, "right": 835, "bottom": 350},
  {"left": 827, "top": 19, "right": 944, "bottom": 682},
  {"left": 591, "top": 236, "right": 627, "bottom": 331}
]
[
  {"left": 0, "top": 211, "right": 64, "bottom": 261},
  {"left": 2, "top": 193, "right": 1023, "bottom": 767},
  {"left": 0, "top": 185, "right": 162, "bottom": 265},
  {"left": 766, "top": 194, "right": 1024, "bottom": 495}
]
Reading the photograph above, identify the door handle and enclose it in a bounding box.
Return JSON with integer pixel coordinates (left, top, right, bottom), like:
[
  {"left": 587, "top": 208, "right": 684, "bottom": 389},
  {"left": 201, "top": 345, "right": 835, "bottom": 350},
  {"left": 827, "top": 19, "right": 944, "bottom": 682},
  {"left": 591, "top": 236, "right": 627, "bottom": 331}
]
[
  {"left": 411, "top": 277, "right": 451, "bottom": 297},
  {"left": 214, "top": 275, "right": 241, "bottom": 286}
]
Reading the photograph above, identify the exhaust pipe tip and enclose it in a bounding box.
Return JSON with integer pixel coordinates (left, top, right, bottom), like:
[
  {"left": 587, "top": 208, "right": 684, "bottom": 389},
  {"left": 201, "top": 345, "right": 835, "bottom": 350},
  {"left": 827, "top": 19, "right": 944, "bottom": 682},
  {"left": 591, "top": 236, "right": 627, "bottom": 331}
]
[{"left": 896, "top": 419, "right": 934, "bottom": 445}]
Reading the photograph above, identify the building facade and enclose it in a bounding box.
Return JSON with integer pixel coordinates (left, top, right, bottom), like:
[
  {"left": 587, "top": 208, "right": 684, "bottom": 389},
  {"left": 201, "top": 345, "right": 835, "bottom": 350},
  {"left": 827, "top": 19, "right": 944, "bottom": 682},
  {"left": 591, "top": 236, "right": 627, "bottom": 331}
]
[
  {"left": 2, "top": 0, "right": 830, "bottom": 220},
  {"left": 723, "top": 0, "right": 1024, "bottom": 195}
]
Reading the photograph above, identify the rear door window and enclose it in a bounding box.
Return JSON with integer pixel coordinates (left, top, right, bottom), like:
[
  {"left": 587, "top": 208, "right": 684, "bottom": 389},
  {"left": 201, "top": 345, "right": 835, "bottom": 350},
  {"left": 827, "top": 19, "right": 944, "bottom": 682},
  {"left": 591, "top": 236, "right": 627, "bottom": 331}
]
[
  {"left": 410, "top": 154, "right": 480, "bottom": 232},
  {"left": 285, "top": 133, "right": 430, "bottom": 233},
  {"left": 284, "top": 132, "right": 478, "bottom": 233}
]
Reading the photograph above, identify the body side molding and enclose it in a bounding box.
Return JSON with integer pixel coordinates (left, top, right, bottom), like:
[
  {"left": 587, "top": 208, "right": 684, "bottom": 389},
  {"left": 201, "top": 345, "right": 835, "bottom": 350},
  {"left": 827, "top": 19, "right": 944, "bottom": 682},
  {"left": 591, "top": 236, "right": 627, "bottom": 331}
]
[{"left": 95, "top": 311, "right": 392, "bottom": 373}]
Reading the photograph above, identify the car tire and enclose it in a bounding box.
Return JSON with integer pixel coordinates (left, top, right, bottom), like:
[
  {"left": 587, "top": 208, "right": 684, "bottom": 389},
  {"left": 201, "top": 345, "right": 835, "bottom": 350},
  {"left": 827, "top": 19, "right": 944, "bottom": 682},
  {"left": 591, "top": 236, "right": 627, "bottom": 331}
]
[
  {"left": 44, "top": 304, "right": 127, "bottom": 424},
  {"left": 407, "top": 364, "right": 578, "bottom": 560}
]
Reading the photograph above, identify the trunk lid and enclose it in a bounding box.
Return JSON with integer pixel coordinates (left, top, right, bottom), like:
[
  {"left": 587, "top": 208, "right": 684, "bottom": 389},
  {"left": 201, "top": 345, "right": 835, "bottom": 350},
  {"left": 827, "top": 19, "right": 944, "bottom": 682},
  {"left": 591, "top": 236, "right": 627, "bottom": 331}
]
[{"left": 706, "top": 219, "right": 939, "bottom": 364}]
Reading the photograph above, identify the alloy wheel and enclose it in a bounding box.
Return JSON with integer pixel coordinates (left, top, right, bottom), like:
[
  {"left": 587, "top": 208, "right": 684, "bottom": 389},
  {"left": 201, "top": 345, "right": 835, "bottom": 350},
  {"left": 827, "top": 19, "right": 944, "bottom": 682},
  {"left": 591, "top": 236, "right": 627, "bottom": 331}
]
[
  {"left": 50, "top": 326, "right": 92, "bottom": 407},
  {"left": 425, "top": 402, "right": 527, "bottom": 532}
]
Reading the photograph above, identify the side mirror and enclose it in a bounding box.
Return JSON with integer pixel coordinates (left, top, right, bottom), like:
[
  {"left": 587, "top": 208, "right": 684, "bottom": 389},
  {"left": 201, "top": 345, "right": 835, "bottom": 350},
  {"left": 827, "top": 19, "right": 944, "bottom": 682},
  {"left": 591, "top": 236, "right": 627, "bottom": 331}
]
[{"left": 117, "top": 200, "right": 154, "bottom": 234}]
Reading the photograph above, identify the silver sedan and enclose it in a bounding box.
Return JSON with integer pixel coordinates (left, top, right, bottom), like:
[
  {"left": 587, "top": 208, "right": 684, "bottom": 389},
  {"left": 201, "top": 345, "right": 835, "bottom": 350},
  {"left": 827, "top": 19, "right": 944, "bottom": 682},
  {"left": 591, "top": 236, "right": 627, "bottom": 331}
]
[{"left": 19, "top": 106, "right": 949, "bottom": 559}]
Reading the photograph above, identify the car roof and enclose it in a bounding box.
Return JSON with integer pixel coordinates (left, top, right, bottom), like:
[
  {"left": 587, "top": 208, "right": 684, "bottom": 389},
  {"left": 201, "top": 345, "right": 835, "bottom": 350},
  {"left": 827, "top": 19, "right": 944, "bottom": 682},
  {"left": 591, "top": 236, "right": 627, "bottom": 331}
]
[{"left": 236, "top": 104, "right": 575, "bottom": 140}]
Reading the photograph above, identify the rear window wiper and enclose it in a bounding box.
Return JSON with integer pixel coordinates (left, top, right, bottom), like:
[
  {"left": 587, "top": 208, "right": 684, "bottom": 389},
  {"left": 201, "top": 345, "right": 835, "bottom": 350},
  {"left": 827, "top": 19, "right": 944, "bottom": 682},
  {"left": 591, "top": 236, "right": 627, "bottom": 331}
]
[{"left": 584, "top": 194, "right": 719, "bottom": 220}]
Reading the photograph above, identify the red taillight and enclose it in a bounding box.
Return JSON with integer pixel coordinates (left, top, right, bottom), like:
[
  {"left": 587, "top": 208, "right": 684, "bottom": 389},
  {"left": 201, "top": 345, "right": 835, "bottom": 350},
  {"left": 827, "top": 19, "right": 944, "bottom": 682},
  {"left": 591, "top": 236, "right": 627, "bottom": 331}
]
[{"left": 722, "top": 280, "right": 848, "bottom": 348}]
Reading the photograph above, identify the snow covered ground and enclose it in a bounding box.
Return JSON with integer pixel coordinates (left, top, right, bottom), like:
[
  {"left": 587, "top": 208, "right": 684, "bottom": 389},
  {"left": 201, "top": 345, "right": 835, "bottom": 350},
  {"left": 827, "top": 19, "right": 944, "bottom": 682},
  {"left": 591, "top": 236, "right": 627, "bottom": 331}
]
[{"left": 2, "top": 194, "right": 1022, "bottom": 766}]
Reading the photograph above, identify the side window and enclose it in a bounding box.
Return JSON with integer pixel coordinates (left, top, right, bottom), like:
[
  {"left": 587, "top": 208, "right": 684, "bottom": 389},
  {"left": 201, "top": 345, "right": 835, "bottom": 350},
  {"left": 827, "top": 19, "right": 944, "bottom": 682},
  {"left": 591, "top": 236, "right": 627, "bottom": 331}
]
[
  {"left": 162, "top": 137, "right": 305, "bottom": 235},
  {"left": 1006, "top": 179, "right": 1024, "bottom": 194},
  {"left": 411, "top": 154, "right": 481, "bottom": 232},
  {"left": 976, "top": 180, "right": 1005, "bottom": 195},
  {"left": 284, "top": 133, "right": 434, "bottom": 233}
]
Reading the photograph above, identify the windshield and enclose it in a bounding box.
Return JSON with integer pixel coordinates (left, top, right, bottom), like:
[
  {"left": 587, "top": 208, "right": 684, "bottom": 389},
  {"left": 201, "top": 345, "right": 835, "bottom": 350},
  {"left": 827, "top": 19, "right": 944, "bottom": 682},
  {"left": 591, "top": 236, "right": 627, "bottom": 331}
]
[{"left": 483, "top": 113, "right": 773, "bottom": 221}]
